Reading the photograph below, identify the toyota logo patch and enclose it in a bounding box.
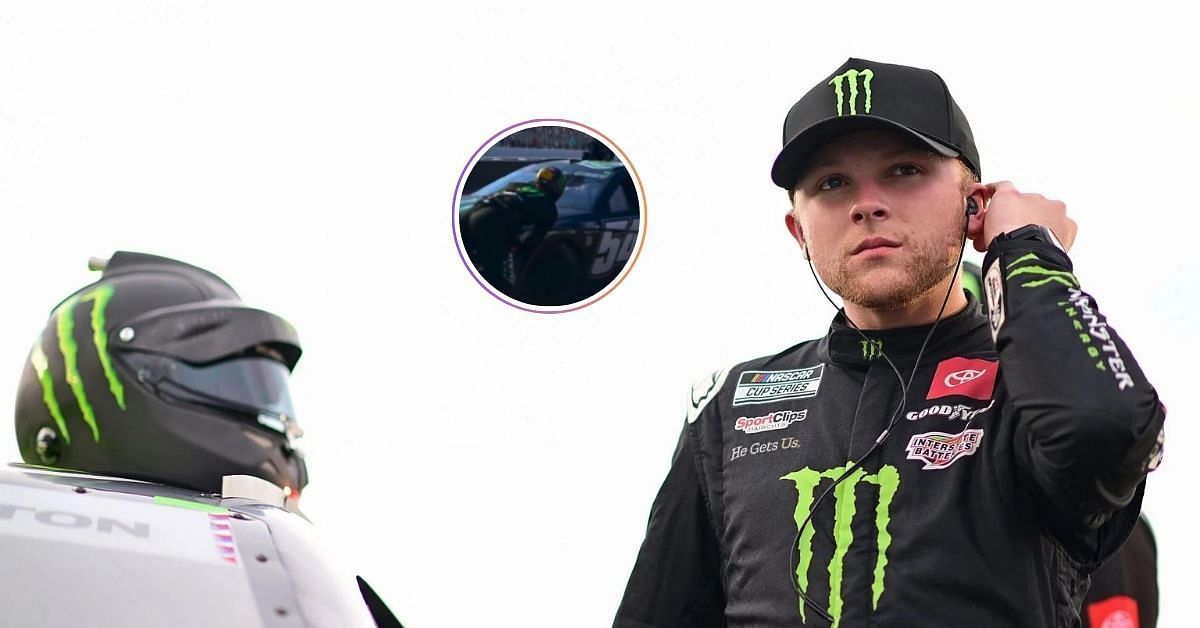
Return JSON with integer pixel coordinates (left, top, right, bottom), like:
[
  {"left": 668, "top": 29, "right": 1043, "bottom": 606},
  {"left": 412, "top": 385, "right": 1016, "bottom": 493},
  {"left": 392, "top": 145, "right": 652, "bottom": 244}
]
[{"left": 926, "top": 357, "right": 998, "bottom": 401}]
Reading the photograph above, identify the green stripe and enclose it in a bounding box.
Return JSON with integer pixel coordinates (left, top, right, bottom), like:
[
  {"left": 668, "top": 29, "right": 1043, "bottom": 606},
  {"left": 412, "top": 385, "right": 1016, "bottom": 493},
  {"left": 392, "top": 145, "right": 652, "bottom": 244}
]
[
  {"left": 860, "top": 70, "right": 873, "bottom": 113},
  {"left": 30, "top": 341, "right": 71, "bottom": 444},
  {"left": 1006, "top": 265, "right": 1078, "bottom": 288},
  {"left": 864, "top": 466, "right": 899, "bottom": 608},
  {"left": 153, "top": 496, "right": 230, "bottom": 514},
  {"left": 1005, "top": 252, "right": 1039, "bottom": 269},
  {"left": 781, "top": 468, "right": 824, "bottom": 622},
  {"left": 56, "top": 297, "right": 100, "bottom": 442},
  {"left": 1022, "top": 276, "right": 1076, "bottom": 288},
  {"left": 827, "top": 466, "right": 861, "bottom": 628},
  {"left": 82, "top": 286, "right": 125, "bottom": 410},
  {"left": 846, "top": 72, "right": 860, "bottom": 115},
  {"left": 830, "top": 76, "right": 845, "bottom": 116}
]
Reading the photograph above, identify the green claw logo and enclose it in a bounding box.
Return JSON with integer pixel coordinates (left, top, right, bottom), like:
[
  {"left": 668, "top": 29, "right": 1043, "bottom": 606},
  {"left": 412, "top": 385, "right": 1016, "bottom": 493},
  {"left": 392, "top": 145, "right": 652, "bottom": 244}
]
[
  {"left": 782, "top": 463, "right": 899, "bottom": 627},
  {"left": 29, "top": 285, "right": 125, "bottom": 443},
  {"left": 829, "top": 69, "right": 874, "bottom": 116},
  {"left": 1005, "top": 252, "right": 1078, "bottom": 289},
  {"left": 860, "top": 339, "right": 884, "bottom": 361}
]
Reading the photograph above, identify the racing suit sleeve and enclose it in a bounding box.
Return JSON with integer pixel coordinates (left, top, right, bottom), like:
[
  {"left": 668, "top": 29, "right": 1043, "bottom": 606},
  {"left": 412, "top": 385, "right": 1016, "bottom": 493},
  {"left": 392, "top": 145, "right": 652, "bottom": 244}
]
[
  {"left": 983, "top": 236, "right": 1166, "bottom": 564},
  {"left": 614, "top": 425, "right": 725, "bottom": 628}
]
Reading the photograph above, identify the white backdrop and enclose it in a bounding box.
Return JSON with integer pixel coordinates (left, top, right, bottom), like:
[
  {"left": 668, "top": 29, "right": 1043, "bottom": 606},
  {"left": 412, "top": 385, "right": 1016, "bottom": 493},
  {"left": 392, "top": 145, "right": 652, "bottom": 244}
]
[{"left": 2, "top": 3, "right": 1195, "bottom": 627}]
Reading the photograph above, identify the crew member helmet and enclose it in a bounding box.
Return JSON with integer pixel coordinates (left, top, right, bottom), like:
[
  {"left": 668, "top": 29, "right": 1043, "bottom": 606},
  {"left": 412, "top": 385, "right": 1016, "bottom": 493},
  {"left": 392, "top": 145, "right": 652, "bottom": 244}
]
[{"left": 535, "top": 166, "right": 567, "bottom": 199}]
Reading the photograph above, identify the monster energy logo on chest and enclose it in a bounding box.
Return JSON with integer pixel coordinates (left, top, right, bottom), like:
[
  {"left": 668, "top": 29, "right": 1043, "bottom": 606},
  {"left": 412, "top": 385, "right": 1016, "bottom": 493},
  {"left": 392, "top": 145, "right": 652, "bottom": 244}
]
[
  {"left": 781, "top": 463, "right": 899, "bottom": 627},
  {"left": 860, "top": 339, "right": 883, "bottom": 361},
  {"left": 29, "top": 285, "right": 125, "bottom": 444},
  {"left": 829, "top": 69, "right": 873, "bottom": 116}
]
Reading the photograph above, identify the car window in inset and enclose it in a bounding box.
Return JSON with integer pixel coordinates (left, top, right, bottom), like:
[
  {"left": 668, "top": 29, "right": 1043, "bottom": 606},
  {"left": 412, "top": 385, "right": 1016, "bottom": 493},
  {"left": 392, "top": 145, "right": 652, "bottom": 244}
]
[{"left": 608, "top": 184, "right": 631, "bottom": 215}]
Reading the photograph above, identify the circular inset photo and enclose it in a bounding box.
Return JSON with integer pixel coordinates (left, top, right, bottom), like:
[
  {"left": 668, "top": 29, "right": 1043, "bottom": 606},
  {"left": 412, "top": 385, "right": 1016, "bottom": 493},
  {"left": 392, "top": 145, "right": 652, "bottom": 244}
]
[{"left": 453, "top": 120, "right": 644, "bottom": 311}]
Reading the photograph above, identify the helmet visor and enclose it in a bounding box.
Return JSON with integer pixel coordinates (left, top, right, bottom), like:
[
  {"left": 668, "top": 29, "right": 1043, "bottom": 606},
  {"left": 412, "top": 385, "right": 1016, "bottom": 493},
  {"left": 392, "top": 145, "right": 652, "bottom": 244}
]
[{"left": 119, "top": 352, "right": 299, "bottom": 436}]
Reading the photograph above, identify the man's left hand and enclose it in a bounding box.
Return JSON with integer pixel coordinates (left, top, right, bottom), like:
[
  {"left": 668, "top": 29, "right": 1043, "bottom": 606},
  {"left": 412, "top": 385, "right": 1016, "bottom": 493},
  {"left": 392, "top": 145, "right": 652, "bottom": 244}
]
[{"left": 969, "top": 181, "right": 1078, "bottom": 252}]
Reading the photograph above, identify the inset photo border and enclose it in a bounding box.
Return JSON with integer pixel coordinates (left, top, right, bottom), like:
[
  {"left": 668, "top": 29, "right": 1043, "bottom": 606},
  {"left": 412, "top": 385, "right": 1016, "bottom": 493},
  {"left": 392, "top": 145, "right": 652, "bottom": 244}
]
[{"left": 452, "top": 119, "right": 646, "bottom": 313}]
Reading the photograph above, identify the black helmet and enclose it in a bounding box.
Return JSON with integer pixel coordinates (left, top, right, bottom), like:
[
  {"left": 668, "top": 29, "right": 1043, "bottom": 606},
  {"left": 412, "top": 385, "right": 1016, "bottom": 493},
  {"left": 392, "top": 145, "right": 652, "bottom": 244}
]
[
  {"left": 14, "top": 251, "right": 308, "bottom": 495},
  {"left": 535, "top": 166, "right": 567, "bottom": 199}
]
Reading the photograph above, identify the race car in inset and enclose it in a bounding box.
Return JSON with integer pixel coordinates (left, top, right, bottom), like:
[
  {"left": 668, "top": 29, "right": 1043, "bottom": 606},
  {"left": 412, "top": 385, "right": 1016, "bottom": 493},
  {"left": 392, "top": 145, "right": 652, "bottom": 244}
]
[{"left": 459, "top": 159, "right": 641, "bottom": 306}]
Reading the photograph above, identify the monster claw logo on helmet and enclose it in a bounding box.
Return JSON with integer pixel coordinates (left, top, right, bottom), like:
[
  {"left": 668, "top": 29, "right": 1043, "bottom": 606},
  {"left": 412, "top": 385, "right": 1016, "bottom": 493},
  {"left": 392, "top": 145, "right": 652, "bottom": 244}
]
[
  {"left": 31, "top": 284, "right": 127, "bottom": 447},
  {"left": 535, "top": 165, "right": 567, "bottom": 198},
  {"left": 15, "top": 251, "right": 309, "bottom": 495}
]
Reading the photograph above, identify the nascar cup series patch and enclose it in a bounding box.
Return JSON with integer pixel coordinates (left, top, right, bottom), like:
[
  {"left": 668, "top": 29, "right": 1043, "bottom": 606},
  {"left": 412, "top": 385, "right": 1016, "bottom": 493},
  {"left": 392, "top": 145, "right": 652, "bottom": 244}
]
[
  {"left": 926, "top": 357, "right": 998, "bottom": 401},
  {"left": 905, "top": 429, "right": 984, "bottom": 470},
  {"left": 732, "top": 364, "right": 824, "bottom": 407}
]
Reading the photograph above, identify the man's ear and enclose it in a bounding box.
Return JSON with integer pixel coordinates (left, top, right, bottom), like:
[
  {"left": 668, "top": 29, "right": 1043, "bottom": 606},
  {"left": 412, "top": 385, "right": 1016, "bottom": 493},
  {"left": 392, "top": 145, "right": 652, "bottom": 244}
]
[
  {"left": 965, "top": 182, "right": 989, "bottom": 242},
  {"left": 785, "top": 211, "right": 809, "bottom": 260}
]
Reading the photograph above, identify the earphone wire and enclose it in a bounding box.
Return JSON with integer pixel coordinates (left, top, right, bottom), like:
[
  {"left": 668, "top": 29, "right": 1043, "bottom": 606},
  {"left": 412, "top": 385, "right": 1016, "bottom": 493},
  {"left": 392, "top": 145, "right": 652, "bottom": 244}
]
[{"left": 789, "top": 207, "right": 972, "bottom": 621}]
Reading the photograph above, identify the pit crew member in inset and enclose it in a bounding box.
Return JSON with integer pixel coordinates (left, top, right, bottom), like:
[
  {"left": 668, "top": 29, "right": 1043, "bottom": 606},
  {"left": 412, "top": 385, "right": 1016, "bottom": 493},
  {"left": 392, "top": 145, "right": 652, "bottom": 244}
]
[
  {"left": 615, "top": 58, "right": 1165, "bottom": 628},
  {"left": 460, "top": 165, "right": 564, "bottom": 295}
]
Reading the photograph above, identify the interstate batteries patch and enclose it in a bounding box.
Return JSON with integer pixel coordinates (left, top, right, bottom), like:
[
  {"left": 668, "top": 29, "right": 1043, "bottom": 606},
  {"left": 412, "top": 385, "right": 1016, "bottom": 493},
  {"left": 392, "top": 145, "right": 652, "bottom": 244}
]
[
  {"left": 732, "top": 364, "right": 824, "bottom": 406},
  {"left": 905, "top": 429, "right": 984, "bottom": 470}
]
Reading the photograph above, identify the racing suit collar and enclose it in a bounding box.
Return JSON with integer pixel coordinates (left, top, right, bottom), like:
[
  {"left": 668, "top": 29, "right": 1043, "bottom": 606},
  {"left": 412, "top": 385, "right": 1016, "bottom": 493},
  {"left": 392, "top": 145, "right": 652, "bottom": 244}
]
[{"left": 822, "top": 293, "right": 986, "bottom": 368}]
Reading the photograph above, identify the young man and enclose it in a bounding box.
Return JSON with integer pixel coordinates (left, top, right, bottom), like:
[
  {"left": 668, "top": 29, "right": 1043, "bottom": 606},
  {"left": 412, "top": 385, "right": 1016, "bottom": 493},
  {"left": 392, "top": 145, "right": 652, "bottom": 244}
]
[{"left": 615, "top": 59, "right": 1165, "bottom": 627}]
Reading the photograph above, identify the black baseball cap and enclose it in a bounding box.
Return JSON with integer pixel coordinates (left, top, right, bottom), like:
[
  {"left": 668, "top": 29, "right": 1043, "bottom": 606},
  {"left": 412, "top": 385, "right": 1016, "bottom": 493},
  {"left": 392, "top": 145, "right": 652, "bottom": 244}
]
[{"left": 771, "top": 57, "right": 980, "bottom": 189}]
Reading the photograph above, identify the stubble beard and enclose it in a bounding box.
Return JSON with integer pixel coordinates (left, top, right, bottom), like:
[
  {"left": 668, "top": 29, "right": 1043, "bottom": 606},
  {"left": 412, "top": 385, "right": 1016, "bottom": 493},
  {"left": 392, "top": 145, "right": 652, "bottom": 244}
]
[{"left": 812, "top": 223, "right": 964, "bottom": 312}]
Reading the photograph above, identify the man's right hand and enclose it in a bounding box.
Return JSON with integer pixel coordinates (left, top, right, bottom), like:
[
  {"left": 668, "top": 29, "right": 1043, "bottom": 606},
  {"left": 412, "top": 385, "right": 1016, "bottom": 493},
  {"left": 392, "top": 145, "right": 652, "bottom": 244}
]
[{"left": 969, "top": 181, "right": 1078, "bottom": 253}]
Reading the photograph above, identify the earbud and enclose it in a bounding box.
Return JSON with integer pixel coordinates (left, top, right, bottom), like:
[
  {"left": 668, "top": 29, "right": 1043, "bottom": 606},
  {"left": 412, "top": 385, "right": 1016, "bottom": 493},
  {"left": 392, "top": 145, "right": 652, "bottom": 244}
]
[
  {"left": 800, "top": 244, "right": 810, "bottom": 260},
  {"left": 965, "top": 197, "right": 979, "bottom": 216}
]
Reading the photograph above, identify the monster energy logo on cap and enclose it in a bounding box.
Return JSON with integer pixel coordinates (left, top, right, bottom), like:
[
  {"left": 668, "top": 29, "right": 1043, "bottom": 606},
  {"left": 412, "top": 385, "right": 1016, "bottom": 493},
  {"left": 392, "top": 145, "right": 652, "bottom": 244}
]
[
  {"left": 772, "top": 58, "right": 981, "bottom": 189},
  {"left": 30, "top": 285, "right": 125, "bottom": 443},
  {"left": 860, "top": 339, "right": 883, "bottom": 361},
  {"left": 781, "top": 463, "right": 899, "bottom": 627},
  {"left": 829, "top": 68, "right": 873, "bottom": 116}
]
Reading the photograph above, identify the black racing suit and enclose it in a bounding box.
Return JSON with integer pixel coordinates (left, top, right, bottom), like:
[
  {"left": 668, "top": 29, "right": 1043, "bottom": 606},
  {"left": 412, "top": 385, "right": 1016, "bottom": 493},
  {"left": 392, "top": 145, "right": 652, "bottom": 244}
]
[
  {"left": 615, "top": 236, "right": 1165, "bottom": 627},
  {"left": 461, "top": 182, "right": 558, "bottom": 294}
]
